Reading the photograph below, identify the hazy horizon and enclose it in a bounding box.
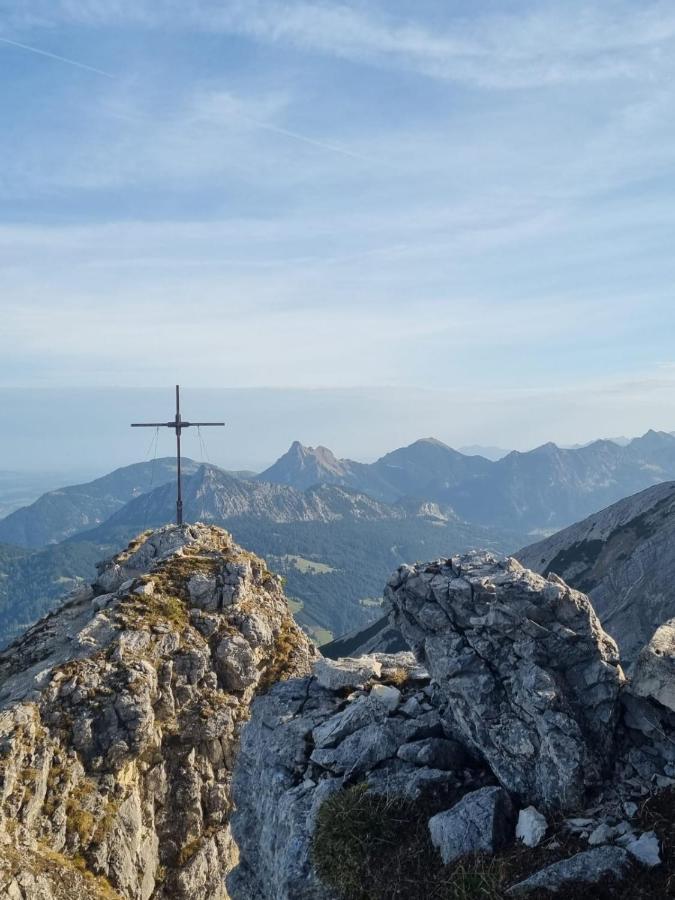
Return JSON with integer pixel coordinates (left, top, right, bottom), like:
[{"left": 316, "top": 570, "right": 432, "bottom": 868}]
[{"left": 2, "top": 384, "right": 673, "bottom": 477}]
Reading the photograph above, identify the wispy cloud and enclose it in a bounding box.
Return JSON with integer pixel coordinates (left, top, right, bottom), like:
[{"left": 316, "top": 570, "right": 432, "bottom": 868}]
[{"left": 8, "top": 1, "right": 675, "bottom": 88}]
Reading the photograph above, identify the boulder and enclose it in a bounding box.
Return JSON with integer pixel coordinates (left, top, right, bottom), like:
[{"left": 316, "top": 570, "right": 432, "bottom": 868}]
[
  {"left": 397, "top": 737, "right": 466, "bottom": 770},
  {"left": 506, "top": 847, "right": 632, "bottom": 896},
  {"left": 313, "top": 656, "right": 381, "bottom": 691},
  {"left": 632, "top": 620, "right": 675, "bottom": 712},
  {"left": 369, "top": 683, "right": 401, "bottom": 711},
  {"left": 516, "top": 807, "right": 548, "bottom": 848},
  {"left": 387, "top": 552, "right": 624, "bottom": 811},
  {"left": 428, "top": 786, "right": 515, "bottom": 865},
  {"left": 625, "top": 831, "right": 661, "bottom": 867}
]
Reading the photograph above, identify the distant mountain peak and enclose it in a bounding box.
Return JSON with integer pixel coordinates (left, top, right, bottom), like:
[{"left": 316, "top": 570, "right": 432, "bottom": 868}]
[{"left": 257, "top": 441, "right": 353, "bottom": 490}]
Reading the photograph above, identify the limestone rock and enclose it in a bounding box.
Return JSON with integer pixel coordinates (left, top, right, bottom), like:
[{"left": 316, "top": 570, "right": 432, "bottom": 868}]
[
  {"left": 228, "top": 653, "right": 490, "bottom": 899},
  {"left": 313, "top": 656, "right": 381, "bottom": 691},
  {"left": 428, "top": 786, "right": 515, "bottom": 865},
  {"left": 506, "top": 846, "right": 632, "bottom": 896},
  {"left": 632, "top": 620, "right": 675, "bottom": 712},
  {"left": 396, "top": 737, "right": 466, "bottom": 770},
  {"left": 516, "top": 807, "right": 548, "bottom": 848},
  {"left": 386, "top": 551, "right": 624, "bottom": 811},
  {"left": 0, "top": 524, "right": 316, "bottom": 900},
  {"left": 625, "top": 831, "right": 661, "bottom": 867}
]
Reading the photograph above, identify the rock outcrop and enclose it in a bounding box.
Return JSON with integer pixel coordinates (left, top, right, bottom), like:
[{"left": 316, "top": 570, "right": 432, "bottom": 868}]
[
  {"left": 0, "top": 524, "right": 316, "bottom": 900},
  {"left": 5, "top": 529, "right": 675, "bottom": 900},
  {"left": 227, "top": 653, "right": 493, "bottom": 898},
  {"left": 386, "top": 551, "right": 624, "bottom": 811},
  {"left": 229, "top": 549, "right": 675, "bottom": 899},
  {"left": 631, "top": 618, "right": 675, "bottom": 712}
]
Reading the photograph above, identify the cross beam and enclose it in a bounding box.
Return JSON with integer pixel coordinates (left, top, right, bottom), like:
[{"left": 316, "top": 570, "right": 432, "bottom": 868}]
[{"left": 131, "top": 385, "right": 225, "bottom": 525}]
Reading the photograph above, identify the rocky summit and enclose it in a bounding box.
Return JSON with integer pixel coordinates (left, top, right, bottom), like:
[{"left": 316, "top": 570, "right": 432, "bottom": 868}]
[
  {"left": 227, "top": 551, "right": 675, "bottom": 899},
  {"left": 0, "top": 524, "right": 316, "bottom": 900},
  {"left": 3, "top": 534, "right": 675, "bottom": 899},
  {"left": 385, "top": 552, "right": 625, "bottom": 811}
]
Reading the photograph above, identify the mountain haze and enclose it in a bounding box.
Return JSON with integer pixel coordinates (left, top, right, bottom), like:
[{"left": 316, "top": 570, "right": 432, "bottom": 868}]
[
  {"left": 0, "top": 458, "right": 202, "bottom": 548},
  {"left": 0, "top": 463, "right": 525, "bottom": 650},
  {"left": 261, "top": 431, "right": 675, "bottom": 532}
]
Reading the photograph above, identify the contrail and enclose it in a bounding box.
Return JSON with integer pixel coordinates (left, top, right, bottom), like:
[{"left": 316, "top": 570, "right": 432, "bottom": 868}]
[
  {"left": 241, "top": 115, "right": 378, "bottom": 164},
  {"left": 0, "top": 36, "right": 114, "bottom": 78}
]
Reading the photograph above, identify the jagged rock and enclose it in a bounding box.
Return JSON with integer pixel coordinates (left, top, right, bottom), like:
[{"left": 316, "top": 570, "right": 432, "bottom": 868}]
[
  {"left": 617, "top": 687, "right": 675, "bottom": 784},
  {"left": 396, "top": 737, "right": 466, "bottom": 770},
  {"left": 428, "top": 786, "right": 515, "bottom": 865},
  {"left": 227, "top": 677, "right": 339, "bottom": 900},
  {"left": 313, "top": 656, "right": 381, "bottom": 691},
  {"left": 632, "top": 620, "right": 675, "bottom": 712},
  {"left": 386, "top": 551, "right": 624, "bottom": 811},
  {"left": 228, "top": 651, "right": 489, "bottom": 899},
  {"left": 369, "top": 683, "right": 401, "bottom": 711},
  {"left": 0, "top": 524, "right": 316, "bottom": 900},
  {"left": 625, "top": 831, "right": 661, "bottom": 867},
  {"left": 588, "top": 823, "right": 614, "bottom": 846},
  {"left": 516, "top": 807, "right": 548, "bottom": 847},
  {"left": 506, "top": 846, "right": 632, "bottom": 896},
  {"left": 312, "top": 695, "right": 387, "bottom": 749}
]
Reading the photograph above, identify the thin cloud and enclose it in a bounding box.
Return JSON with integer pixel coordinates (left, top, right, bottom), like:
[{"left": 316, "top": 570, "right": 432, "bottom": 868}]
[
  {"left": 0, "top": 34, "right": 114, "bottom": 77},
  {"left": 238, "top": 114, "right": 380, "bottom": 165}
]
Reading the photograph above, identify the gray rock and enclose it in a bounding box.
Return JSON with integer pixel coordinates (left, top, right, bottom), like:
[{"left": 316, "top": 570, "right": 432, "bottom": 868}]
[
  {"left": 313, "top": 656, "right": 382, "bottom": 691},
  {"left": 311, "top": 720, "right": 407, "bottom": 777},
  {"left": 632, "top": 620, "right": 675, "bottom": 712},
  {"left": 397, "top": 737, "right": 466, "bottom": 770},
  {"left": 387, "top": 552, "right": 624, "bottom": 811},
  {"left": 312, "top": 695, "right": 387, "bottom": 749},
  {"left": 0, "top": 524, "right": 317, "bottom": 900},
  {"left": 428, "top": 786, "right": 515, "bottom": 865},
  {"left": 369, "top": 683, "right": 401, "bottom": 711},
  {"left": 516, "top": 807, "right": 548, "bottom": 847},
  {"left": 625, "top": 831, "right": 661, "bottom": 867},
  {"left": 588, "top": 823, "right": 614, "bottom": 846},
  {"left": 506, "top": 846, "right": 632, "bottom": 896}
]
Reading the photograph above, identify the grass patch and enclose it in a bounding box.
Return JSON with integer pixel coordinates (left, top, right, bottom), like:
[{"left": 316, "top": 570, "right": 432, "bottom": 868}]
[
  {"left": 307, "top": 626, "right": 334, "bottom": 646},
  {"left": 313, "top": 784, "right": 675, "bottom": 900},
  {"left": 257, "top": 614, "right": 311, "bottom": 692},
  {"left": 118, "top": 591, "right": 188, "bottom": 631},
  {"left": 312, "top": 784, "right": 506, "bottom": 900}
]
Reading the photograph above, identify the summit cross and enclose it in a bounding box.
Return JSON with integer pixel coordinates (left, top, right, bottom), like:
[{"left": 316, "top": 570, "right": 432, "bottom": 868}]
[{"left": 131, "top": 385, "right": 225, "bottom": 526}]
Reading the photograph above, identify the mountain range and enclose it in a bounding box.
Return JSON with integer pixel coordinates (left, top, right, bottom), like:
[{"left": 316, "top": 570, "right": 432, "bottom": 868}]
[
  {"left": 4, "top": 428, "right": 675, "bottom": 654},
  {"left": 258, "top": 430, "right": 675, "bottom": 532},
  {"left": 332, "top": 477, "right": 675, "bottom": 666},
  {"left": 0, "top": 460, "right": 524, "bottom": 649}
]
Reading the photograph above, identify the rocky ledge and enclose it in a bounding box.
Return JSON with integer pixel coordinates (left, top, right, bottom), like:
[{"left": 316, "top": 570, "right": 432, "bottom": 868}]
[
  {"left": 228, "top": 551, "right": 675, "bottom": 899},
  {"left": 0, "top": 524, "right": 316, "bottom": 900}
]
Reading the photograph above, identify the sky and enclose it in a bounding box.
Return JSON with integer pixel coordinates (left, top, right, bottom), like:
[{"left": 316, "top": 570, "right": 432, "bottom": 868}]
[{"left": 2, "top": 0, "right": 675, "bottom": 470}]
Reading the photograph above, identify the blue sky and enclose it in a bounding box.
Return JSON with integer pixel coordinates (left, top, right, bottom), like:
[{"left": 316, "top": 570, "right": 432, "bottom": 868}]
[{"left": 2, "top": 0, "right": 675, "bottom": 461}]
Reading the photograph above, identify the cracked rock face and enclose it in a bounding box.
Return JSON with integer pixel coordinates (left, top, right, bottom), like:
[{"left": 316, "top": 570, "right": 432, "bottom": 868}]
[
  {"left": 631, "top": 619, "right": 675, "bottom": 712},
  {"left": 0, "top": 524, "right": 317, "bottom": 900},
  {"left": 227, "top": 653, "right": 493, "bottom": 899},
  {"left": 386, "top": 551, "right": 625, "bottom": 811}
]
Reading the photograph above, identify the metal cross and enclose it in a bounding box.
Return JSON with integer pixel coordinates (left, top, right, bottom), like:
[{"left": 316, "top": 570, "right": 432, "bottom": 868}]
[{"left": 131, "top": 385, "right": 225, "bottom": 525}]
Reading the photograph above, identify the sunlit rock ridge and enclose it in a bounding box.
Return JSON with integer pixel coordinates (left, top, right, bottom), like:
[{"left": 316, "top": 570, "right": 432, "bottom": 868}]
[{"left": 0, "top": 524, "right": 316, "bottom": 899}]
